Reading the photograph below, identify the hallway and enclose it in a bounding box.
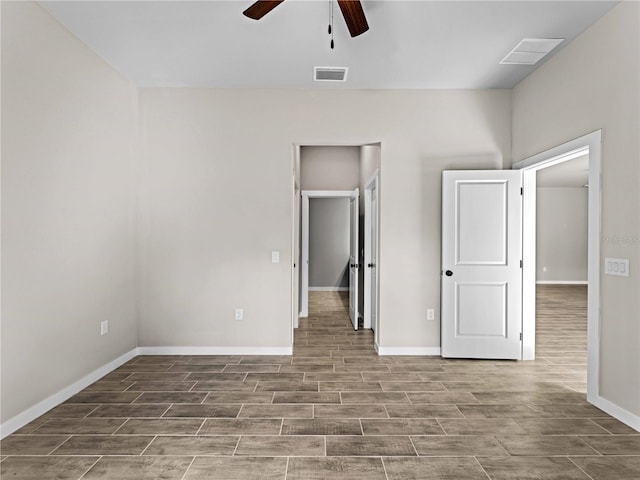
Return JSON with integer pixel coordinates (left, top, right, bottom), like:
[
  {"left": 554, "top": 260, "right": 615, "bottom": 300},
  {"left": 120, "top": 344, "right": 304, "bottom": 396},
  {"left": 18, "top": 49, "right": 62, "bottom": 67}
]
[{"left": 1, "top": 290, "right": 638, "bottom": 479}]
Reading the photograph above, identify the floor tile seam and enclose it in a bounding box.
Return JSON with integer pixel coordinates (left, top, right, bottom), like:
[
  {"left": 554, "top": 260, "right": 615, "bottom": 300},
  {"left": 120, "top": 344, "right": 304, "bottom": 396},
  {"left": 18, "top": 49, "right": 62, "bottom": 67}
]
[
  {"left": 179, "top": 455, "right": 198, "bottom": 480},
  {"left": 76, "top": 455, "right": 103, "bottom": 480},
  {"left": 45, "top": 434, "right": 74, "bottom": 456},
  {"left": 137, "top": 435, "right": 157, "bottom": 456},
  {"left": 110, "top": 417, "right": 131, "bottom": 435},
  {"left": 471, "top": 456, "right": 493, "bottom": 480},
  {"left": 565, "top": 456, "right": 599, "bottom": 480},
  {"left": 193, "top": 419, "right": 207, "bottom": 436}
]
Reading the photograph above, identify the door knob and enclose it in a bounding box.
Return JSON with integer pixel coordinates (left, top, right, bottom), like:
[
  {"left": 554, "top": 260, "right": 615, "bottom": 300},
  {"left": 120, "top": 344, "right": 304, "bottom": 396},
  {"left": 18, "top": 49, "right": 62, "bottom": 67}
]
[
  {"left": 368, "top": 263, "right": 375, "bottom": 268},
  {"left": 445, "top": 270, "right": 453, "bottom": 276},
  {"left": 350, "top": 264, "right": 356, "bottom": 268}
]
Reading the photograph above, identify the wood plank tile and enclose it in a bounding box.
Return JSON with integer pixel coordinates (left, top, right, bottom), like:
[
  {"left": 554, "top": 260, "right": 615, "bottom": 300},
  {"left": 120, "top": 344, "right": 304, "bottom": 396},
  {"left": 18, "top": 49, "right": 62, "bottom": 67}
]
[
  {"left": 198, "top": 419, "right": 282, "bottom": 436},
  {"left": 287, "top": 457, "right": 386, "bottom": 480},
  {"left": 51, "top": 435, "right": 153, "bottom": 455},
  {"left": 235, "top": 435, "right": 324, "bottom": 456},
  {"left": 360, "top": 419, "right": 443, "bottom": 435},
  {"left": 143, "top": 435, "right": 238, "bottom": 455},
  {"left": 83, "top": 456, "right": 192, "bottom": 479},
  {"left": 478, "top": 456, "right": 591, "bottom": 480},
  {"left": 184, "top": 457, "right": 287, "bottom": 480},
  {"left": 0, "top": 435, "right": 70, "bottom": 455},
  {"left": 411, "top": 435, "right": 508, "bottom": 456},
  {"left": 163, "top": 404, "right": 240, "bottom": 418},
  {"left": 281, "top": 419, "right": 362, "bottom": 435},
  {"left": 384, "top": 457, "right": 490, "bottom": 480},
  {"left": 325, "top": 435, "right": 416, "bottom": 456},
  {"left": 115, "top": 418, "right": 203, "bottom": 435},
  {"left": 0, "top": 456, "right": 99, "bottom": 480}
]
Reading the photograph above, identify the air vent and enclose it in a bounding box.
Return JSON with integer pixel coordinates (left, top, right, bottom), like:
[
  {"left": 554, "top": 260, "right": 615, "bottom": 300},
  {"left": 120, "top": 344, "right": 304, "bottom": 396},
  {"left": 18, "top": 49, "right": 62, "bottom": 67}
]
[
  {"left": 314, "top": 66, "right": 348, "bottom": 82},
  {"left": 500, "top": 38, "right": 564, "bottom": 65}
]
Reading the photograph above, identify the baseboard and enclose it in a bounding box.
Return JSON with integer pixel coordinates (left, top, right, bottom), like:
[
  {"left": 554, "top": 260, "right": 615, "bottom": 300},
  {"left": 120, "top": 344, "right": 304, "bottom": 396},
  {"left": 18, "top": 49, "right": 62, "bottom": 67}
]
[
  {"left": 308, "top": 287, "right": 349, "bottom": 292},
  {"left": 137, "top": 346, "right": 293, "bottom": 356},
  {"left": 589, "top": 393, "right": 640, "bottom": 432},
  {"left": 376, "top": 347, "right": 441, "bottom": 356},
  {"left": 536, "top": 281, "right": 588, "bottom": 285},
  {"left": 0, "top": 348, "right": 138, "bottom": 439}
]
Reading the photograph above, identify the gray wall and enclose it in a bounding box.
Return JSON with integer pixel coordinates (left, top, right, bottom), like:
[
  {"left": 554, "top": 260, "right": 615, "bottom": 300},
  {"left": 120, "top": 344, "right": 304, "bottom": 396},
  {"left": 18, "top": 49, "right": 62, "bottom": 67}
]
[
  {"left": 513, "top": 1, "right": 639, "bottom": 416},
  {"left": 309, "top": 198, "right": 350, "bottom": 289},
  {"left": 300, "top": 146, "right": 360, "bottom": 190},
  {"left": 1, "top": 2, "right": 138, "bottom": 424},
  {"left": 536, "top": 187, "right": 588, "bottom": 282}
]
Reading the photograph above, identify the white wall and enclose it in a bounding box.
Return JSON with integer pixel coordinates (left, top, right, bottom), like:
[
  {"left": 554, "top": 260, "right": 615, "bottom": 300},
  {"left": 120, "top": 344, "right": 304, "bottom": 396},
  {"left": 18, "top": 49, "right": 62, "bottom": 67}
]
[
  {"left": 512, "top": 2, "right": 639, "bottom": 416},
  {"left": 309, "top": 198, "right": 350, "bottom": 289},
  {"left": 1, "top": 2, "right": 138, "bottom": 423},
  {"left": 536, "top": 187, "right": 588, "bottom": 282},
  {"left": 137, "top": 88, "right": 511, "bottom": 350}
]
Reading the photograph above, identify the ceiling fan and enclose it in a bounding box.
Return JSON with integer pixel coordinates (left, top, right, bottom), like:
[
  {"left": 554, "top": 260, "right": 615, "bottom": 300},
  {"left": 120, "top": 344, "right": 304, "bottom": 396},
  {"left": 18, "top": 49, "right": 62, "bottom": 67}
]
[{"left": 243, "top": 0, "right": 369, "bottom": 38}]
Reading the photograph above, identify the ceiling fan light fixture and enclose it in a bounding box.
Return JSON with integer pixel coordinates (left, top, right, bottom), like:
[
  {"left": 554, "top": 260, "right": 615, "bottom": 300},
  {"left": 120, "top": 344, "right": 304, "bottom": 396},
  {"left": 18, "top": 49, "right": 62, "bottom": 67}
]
[{"left": 314, "top": 66, "right": 348, "bottom": 82}]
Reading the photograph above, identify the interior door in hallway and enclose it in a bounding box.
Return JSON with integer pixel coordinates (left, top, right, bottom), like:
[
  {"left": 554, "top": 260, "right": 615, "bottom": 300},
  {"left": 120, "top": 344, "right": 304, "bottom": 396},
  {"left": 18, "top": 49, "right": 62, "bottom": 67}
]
[
  {"left": 441, "top": 170, "right": 523, "bottom": 359},
  {"left": 349, "top": 189, "right": 359, "bottom": 330}
]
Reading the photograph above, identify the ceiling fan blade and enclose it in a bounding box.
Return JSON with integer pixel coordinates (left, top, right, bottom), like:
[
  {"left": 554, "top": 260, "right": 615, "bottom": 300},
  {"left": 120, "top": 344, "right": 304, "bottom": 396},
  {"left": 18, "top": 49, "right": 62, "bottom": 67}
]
[
  {"left": 243, "top": 0, "right": 285, "bottom": 20},
  {"left": 336, "top": 0, "right": 369, "bottom": 37}
]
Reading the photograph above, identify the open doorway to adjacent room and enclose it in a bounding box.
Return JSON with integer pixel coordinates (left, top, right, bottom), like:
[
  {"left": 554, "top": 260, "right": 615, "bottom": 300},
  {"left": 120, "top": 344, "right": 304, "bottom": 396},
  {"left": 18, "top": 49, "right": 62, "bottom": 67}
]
[{"left": 291, "top": 144, "right": 381, "bottom": 348}]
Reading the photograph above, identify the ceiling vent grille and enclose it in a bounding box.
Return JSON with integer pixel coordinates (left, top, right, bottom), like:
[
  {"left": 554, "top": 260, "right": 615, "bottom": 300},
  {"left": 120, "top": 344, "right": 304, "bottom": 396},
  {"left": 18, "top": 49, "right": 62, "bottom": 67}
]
[
  {"left": 314, "top": 66, "right": 348, "bottom": 82},
  {"left": 500, "top": 38, "right": 564, "bottom": 65}
]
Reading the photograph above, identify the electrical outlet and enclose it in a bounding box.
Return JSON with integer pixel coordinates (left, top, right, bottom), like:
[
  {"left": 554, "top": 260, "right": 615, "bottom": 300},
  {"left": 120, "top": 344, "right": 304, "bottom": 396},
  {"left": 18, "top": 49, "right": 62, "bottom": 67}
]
[
  {"left": 234, "top": 308, "right": 244, "bottom": 321},
  {"left": 100, "top": 320, "right": 109, "bottom": 335},
  {"left": 427, "top": 309, "right": 435, "bottom": 321}
]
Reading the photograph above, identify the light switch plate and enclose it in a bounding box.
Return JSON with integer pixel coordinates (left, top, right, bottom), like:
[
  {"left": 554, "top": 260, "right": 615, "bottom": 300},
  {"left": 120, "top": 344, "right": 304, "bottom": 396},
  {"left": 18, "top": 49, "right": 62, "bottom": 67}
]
[
  {"left": 605, "top": 257, "right": 629, "bottom": 277},
  {"left": 271, "top": 251, "right": 280, "bottom": 263}
]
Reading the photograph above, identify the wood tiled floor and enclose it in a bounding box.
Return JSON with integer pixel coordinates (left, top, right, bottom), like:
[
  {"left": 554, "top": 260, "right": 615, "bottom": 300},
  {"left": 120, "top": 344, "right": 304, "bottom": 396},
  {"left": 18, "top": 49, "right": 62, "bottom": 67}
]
[{"left": 2, "top": 287, "right": 639, "bottom": 479}]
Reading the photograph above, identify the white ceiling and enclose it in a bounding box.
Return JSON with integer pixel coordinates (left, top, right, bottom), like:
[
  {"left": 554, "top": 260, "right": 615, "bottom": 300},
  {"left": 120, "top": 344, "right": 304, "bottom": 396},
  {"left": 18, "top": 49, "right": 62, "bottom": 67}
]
[
  {"left": 39, "top": 0, "right": 618, "bottom": 89},
  {"left": 537, "top": 154, "right": 590, "bottom": 188}
]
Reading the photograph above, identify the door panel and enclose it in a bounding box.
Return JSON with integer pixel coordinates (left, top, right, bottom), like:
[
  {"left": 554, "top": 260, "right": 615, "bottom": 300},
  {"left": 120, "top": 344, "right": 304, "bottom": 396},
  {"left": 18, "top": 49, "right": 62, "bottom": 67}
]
[
  {"left": 442, "top": 170, "right": 522, "bottom": 359},
  {"left": 457, "top": 182, "right": 508, "bottom": 265}
]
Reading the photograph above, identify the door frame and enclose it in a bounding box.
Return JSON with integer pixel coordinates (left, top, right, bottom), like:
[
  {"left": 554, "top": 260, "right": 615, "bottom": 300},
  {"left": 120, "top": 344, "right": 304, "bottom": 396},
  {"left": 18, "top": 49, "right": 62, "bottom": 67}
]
[
  {"left": 512, "top": 130, "right": 601, "bottom": 403},
  {"left": 299, "top": 190, "right": 356, "bottom": 318},
  {"left": 364, "top": 170, "right": 379, "bottom": 334}
]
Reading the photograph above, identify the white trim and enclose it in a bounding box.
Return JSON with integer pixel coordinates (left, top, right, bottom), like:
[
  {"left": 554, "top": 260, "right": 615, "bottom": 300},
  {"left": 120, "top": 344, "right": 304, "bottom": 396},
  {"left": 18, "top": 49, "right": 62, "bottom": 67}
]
[
  {"left": 590, "top": 394, "right": 640, "bottom": 432},
  {"left": 513, "top": 130, "right": 601, "bottom": 404},
  {"left": 137, "top": 346, "right": 293, "bottom": 356},
  {"left": 309, "top": 287, "right": 349, "bottom": 292},
  {"left": 300, "top": 194, "right": 309, "bottom": 317},
  {"left": 301, "top": 190, "right": 355, "bottom": 198},
  {"left": 377, "top": 347, "right": 441, "bottom": 356},
  {"left": 536, "top": 281, "right": 589, "bottom": 285},
  {"left": 0, "top": 348, "right": 139, "bottom": 439}
]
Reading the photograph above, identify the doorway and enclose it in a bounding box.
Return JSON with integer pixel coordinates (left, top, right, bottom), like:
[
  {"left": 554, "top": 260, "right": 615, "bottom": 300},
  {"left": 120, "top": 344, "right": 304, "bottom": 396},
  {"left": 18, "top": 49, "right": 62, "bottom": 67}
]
[
  {"left": 300, "top": 189, "right": 359, "bottom": 330},
  {"left": 513, "top": 130, "right": 601, "bottom": 404},
  {"left": 292, "top": 144, "right": 381, "bottom": 340}
]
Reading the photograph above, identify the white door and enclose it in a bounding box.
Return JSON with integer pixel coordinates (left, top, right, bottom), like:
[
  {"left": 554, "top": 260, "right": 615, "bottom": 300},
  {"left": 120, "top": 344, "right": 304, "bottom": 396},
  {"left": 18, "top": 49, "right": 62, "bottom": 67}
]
[
  {"left": 441, "top": 170, "right": 523, "bottom": 359},
  {"left": 364, "top": 173, "right": 379, "bottom": 332},
  {"left": 349, "top": 189, "right": 360, "bottom": 330},
  {"left": 370, "top": 184, "right": 378, "bottom": 332}
]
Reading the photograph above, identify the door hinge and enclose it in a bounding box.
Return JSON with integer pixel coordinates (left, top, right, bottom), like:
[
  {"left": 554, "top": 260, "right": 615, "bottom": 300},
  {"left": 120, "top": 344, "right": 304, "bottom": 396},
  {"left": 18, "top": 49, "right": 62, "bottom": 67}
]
[
  {"left": 520, "top": 332, "right": 522, "bottom": 341},
  {"left": 520, "top": 260, "right": 523, "bottom": 268},
  {"left": 520, "top": 187, "right": 523, "bottom": 195}
]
